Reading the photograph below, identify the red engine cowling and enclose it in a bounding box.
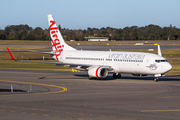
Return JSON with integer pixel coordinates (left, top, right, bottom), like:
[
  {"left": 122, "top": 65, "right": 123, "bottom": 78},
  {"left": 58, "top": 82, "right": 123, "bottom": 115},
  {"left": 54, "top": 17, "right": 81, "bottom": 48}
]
[{"left": 88, "top": 66, "right": 108, "bottom": 78}]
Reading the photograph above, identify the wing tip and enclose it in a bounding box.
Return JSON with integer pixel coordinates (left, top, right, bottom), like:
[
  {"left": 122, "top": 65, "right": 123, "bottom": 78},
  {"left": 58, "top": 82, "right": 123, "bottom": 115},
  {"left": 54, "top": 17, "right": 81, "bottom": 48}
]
[{"left": 157, "top": 45, "right": 162, "bottom": 56}]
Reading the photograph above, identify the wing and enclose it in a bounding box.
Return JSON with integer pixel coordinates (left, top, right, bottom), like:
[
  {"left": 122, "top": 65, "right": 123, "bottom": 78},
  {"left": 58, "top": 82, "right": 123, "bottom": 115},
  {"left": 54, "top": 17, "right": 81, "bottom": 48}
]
[
  {"left": 26, "top": 50, "right": 55, "bottom": 55},
  {"left": 7, "top": 47, "right": 113, "bottom": 71}
]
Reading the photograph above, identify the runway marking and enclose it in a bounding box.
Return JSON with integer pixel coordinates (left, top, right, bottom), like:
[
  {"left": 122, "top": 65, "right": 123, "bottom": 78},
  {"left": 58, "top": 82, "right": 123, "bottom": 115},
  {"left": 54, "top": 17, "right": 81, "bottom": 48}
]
[
  {"left": 43, "top": 114, "right": 49, "bottom": 116},
  {"left": 141, "top": 109, "right": 180, "bottom": 112},
  {"left": 10, "top": 111, "right": 16, "bottom": 113},
  {"left": 158, "top": 96, "right": 180, "bottom": 98},
  {"left": 66, "top": 117, "right": 72, "bottom": 119},
  {"left": 77, "top": 118, "right": 84, "bottom": 120},
  {"left": 21, "top": 112, "right": 27, "bottom": 114},
  {"left": 32, "top": 113, "right": 38, "bottom": 115},
  {"left": 0, "top": 80, "right": 67, "bottom": 96}
]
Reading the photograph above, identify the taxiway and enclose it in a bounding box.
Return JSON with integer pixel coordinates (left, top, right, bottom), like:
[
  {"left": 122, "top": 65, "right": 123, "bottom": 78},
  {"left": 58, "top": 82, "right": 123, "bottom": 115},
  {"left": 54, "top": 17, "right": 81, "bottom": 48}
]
[{"left": 0, "top": 69, "right": 180, "bottom": 120}]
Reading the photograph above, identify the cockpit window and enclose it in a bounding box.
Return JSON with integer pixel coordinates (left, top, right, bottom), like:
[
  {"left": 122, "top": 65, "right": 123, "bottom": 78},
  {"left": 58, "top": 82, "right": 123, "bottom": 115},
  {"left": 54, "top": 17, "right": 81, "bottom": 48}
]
[{"left": 155, "top": 59, "right": 168, "bottom": 63}]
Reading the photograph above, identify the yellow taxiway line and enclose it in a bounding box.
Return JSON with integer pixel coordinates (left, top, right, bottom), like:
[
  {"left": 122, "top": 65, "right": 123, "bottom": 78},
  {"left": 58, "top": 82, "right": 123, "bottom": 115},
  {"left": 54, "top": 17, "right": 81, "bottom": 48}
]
[
  {"left": 141, "top": 109, "right": 180, "bottom": 112},
  {"left": 0, "top": 80, "right": 67, "bottom": 96}
]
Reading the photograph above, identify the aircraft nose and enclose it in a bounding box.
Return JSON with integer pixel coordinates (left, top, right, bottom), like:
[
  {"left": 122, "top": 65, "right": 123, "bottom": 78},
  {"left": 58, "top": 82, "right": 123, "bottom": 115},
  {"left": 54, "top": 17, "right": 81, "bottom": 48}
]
[{"left": 166, "top": 63, "right": 172, "bottom": 71}]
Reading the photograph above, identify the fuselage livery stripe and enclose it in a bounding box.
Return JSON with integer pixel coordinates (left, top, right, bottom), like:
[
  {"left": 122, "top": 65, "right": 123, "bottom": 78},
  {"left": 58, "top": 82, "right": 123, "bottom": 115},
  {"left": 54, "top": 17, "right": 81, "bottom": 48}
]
[{"left": 96, "top": 67, "right": 101, "bottom": 78}]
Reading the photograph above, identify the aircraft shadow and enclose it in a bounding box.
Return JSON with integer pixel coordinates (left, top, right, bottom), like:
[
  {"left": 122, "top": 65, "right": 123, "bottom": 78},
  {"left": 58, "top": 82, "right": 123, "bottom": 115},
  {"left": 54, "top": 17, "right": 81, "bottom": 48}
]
[
  {"left": 158, "top": 75, "right": 180, "bottom": 81},
  {"left": 74, "top": 74, "right": 116, "bottom": 81},
  {"left": 38, "top": 73, "right": 180, "bottom": 81},
  {"left": 74, "top": 74, "right": 180, "bottom": 81}
]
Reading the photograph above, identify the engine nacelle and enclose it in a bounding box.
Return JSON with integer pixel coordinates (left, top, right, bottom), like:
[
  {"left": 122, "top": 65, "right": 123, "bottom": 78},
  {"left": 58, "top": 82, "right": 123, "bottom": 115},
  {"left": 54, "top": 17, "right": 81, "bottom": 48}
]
[{"left": 88, "top": 66, "right": 108, "bottom": 78}]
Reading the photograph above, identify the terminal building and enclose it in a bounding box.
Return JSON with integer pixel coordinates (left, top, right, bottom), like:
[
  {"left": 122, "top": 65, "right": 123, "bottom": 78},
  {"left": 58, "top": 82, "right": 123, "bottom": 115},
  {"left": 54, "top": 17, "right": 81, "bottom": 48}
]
[{"left": 85, "top": 37, "right": 109, "bottom": 41}]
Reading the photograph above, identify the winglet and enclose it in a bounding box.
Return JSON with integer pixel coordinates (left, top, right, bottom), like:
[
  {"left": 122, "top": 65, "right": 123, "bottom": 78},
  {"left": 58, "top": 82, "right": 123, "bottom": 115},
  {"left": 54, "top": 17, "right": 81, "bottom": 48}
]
[
  {"left": 158, "top": 45, "right": 162, "bottom": 56},
  {"left": 7, "top": 47, "right": 17, "bottom": 61}
]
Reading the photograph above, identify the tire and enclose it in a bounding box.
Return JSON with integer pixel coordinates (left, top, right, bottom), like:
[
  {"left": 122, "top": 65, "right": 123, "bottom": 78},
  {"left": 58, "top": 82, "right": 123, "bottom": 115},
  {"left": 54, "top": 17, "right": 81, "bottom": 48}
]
[
  {"left": 113, "top": 73, "right": 117, "bottom": 79},
  {"left": 88, "top": 76, "right": 96, "bottom": 80},
  {"left": 154, "top": 78, "right": 159, "bottom": 82},
  {"left": 113, "top": 73, "right": 121, "bottom": 79}
]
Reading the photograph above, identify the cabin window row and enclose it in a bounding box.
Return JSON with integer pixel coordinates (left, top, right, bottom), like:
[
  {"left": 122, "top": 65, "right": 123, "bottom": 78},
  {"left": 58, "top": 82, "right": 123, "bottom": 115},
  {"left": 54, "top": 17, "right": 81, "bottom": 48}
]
[
  {"left": 66, "top": 57, "right": 104, "bottom": 61},
  {"left": 114, "top": 59, "right": 143, "bottom": 62},
  {"left": 106, "top": 59, "right": 112, "bottom": 61},
  {"left": 155, "top": 59, "right": 168, "bottom": 63}
]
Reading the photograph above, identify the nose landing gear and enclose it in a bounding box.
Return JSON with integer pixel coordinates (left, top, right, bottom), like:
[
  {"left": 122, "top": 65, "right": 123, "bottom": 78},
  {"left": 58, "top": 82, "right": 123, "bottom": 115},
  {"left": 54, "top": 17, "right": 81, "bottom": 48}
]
[
  {"left": 154, "top": 77, "right": 159, "bottom": 82},
  {"left": 154, "top": 74, "right": 161, "bottom": 82}
]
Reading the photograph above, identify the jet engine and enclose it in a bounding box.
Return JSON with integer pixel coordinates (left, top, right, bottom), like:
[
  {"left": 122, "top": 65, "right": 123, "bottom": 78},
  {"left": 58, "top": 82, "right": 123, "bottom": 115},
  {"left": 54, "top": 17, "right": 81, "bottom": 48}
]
[{"left": 88, "top": 66, "right": 108, "bottom": 78}]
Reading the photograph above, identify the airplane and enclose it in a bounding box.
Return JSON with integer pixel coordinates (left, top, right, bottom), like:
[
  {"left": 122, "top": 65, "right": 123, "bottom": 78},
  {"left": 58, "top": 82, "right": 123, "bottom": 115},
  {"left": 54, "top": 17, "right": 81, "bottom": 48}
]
[{"left": 7, "top": 14, "right": 172, "bottom": 82}]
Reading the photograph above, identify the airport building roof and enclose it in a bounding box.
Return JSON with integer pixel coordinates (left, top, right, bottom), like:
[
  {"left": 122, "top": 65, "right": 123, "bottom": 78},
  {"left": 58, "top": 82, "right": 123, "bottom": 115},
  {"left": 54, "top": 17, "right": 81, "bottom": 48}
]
[{"left": 85, "top": 37, "right": 109, "bottom": 41}]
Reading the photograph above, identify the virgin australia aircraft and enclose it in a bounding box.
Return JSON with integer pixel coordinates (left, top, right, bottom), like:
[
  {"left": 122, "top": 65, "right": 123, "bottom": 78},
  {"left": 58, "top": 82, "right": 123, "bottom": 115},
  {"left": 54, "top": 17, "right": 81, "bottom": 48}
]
[{"left": 7, "top": 14, "right": 172, "bottom": 81}]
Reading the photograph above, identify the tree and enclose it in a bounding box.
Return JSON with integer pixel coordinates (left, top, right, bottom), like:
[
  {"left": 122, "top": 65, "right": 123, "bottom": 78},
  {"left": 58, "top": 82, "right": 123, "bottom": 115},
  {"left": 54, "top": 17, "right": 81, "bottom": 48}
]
[
  {"left": 0, "top": 23, "right": 180, "bottom": 41},
  {"left": 0, "top": 32, "right": 6, "bottom": 39},
  {"left": 58, "top": 25, "right": 62, "bottom": 31}
]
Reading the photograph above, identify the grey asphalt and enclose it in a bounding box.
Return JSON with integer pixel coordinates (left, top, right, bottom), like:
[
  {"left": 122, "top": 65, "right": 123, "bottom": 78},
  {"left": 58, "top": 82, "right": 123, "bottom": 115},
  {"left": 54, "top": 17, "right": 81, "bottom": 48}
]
[{"left": 0, "top": 69, "right": 180, "bottom": 120}]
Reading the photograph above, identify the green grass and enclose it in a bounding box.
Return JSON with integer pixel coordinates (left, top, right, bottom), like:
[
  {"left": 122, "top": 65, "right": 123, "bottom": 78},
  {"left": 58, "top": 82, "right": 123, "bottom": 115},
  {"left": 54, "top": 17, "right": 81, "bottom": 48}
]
[
  {"left": 0, "top": 60, "right": 71, "bottom": 71},
  {"left": 0, "top": 52, "right": 52, "bottom": 60},
  {"left": 0, "top": 46, "right": 50, "bottom": 50},
  {"left": 166, "top": 60, "right": 180, "bottom": 75},
  {"left": 0, "top": 40, "right": 51, "bottom": 45}
]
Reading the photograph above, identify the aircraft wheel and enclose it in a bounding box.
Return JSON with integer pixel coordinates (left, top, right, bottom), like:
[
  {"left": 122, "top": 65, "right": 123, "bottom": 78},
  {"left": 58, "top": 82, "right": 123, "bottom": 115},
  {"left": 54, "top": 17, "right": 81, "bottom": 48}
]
[
  {"left": 117, "top": 74, "right": 121, "bottom": 79},
  {"left": 113, "top": 73, "right": 117, "bottom": 79},
  {"left": 113, "top": 73, "right": 121, "bottom": 79},
  {"left": 154, "top": 77, "right": 159, "bottom": 82},
  {"left": 88, "top": 76, "right": 96, "bottom": 80}
]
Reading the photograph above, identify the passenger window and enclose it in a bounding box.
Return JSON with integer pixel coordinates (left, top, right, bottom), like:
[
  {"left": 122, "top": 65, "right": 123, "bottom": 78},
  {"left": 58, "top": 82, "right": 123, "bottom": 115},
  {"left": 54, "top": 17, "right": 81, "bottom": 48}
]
[
  {"left": 155, "top": 59, "right": 168, "bottom": 63},
  {"left": 155, "top": 60, "right": 160, "bottom": 63}
]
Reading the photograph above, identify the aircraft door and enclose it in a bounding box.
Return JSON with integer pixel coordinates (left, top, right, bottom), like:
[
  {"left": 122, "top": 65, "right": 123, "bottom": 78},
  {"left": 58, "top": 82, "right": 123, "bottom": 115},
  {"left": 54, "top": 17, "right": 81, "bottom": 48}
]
[
  {"left": 161, "top": 63, "right": 163, "bottom": 69},
  {"left": 146, "top": 58, "right": 151, "bottom": 67}
]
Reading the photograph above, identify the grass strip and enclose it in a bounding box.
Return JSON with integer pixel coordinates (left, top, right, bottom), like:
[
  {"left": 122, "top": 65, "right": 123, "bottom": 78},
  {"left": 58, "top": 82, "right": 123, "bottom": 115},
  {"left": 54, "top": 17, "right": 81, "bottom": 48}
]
[{"left": 0, "top": 60, "right": 71, "bottom": 71}]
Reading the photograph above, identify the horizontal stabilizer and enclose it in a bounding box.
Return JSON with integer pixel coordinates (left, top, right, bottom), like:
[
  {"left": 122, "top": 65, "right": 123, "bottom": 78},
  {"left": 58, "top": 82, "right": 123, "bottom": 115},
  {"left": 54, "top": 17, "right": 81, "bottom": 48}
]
[
  {"left": 27, "top": 50, "right": 55, "bottom": 55},
  {"left": 7, "top": 47, "right": 17, "bottom": 61}
]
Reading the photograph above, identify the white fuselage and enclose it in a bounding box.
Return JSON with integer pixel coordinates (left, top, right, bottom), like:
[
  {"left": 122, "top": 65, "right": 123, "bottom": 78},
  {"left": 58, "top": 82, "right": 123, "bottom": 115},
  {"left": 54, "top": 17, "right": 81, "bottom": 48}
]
[
  {"left": 47, "top": 14, "right": 172, "bottom": 79},
  {"left": 56, "top": 50, "right": 172, "bottom": 75}
]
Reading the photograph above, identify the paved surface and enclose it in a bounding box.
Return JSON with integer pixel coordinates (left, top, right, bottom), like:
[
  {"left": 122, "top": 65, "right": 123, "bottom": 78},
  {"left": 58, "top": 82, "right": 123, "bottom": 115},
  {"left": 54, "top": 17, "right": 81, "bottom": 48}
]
[
  {"left": 0, "top": 69, "right": 180, "bottom": 120},
  {"left": 1, "top": 44, "right": 180, "bottom": 51}
]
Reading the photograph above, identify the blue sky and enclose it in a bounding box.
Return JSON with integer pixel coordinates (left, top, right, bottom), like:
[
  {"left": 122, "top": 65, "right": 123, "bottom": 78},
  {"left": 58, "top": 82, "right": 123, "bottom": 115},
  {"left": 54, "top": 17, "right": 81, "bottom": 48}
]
[{"left": 1, "top": 0, "right": 180, "bottom": 30}]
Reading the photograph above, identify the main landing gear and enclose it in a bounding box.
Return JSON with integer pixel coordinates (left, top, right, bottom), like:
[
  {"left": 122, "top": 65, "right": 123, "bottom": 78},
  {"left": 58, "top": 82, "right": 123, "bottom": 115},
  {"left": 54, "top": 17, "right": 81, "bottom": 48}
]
[
  {"left": 88, "top": 76, "right": 96, "bottom": 80},
  {"left": 113, "top": 73, "right": 121, "bottom": 79}
]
